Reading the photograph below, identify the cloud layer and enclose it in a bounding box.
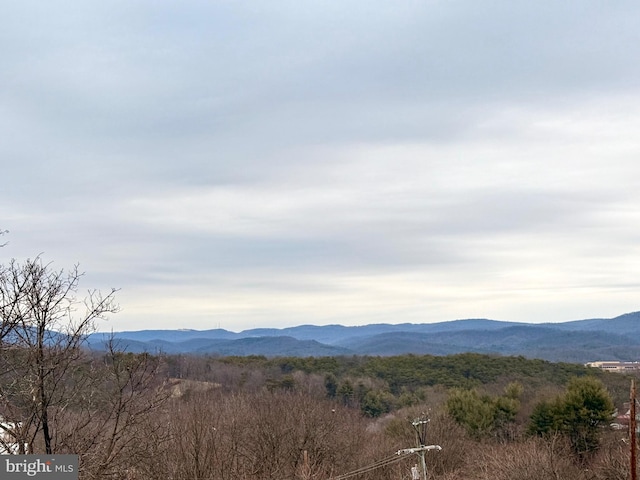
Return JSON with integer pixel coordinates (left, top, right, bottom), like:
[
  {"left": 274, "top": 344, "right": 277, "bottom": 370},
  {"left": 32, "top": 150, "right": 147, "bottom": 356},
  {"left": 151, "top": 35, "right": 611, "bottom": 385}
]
[{"left": 3, "top": 1, "right": 640, "bottom": 330}]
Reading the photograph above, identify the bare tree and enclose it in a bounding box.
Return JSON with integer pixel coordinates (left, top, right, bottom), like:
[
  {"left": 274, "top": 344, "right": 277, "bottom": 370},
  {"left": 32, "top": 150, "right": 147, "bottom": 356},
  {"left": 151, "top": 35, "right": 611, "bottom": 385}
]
[
  {"left": 0, "top": 259, "right": 28, "bottom": 343},
  {"left": 0, "top": 256, "right": 118, "bottom": 454},
  {"left": 56, "top": 341, "right": 170, "bottom": 479},
  {"left": 160, "top": 389, "right": 379, "bottom": 480}
]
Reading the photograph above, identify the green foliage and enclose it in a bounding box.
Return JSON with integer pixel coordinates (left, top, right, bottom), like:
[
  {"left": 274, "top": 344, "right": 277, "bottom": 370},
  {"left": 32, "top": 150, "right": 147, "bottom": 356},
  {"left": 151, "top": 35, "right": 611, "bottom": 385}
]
[
  {"left": 446, "top": 382, "right": 522, "bottom": 438},
  {"left": 528, "top": 376, "right": 615, "bottom": 456},
  {"left": 266, "top": 374, "right": 296, "bottom": 392},
  {"left": 528, "top": 399, "right": 562, "bottom": 436},
  {"left": 210, "top": 353, "right": 614, "bottom": 395},
  {"left": 217, "top": 355, "right": 268, "bottom": 366},
  {"left": 324, "top": 373, "right": 338, "bottom": 398},
  {"left": 337, "top": 379, "right": 355, "bottom": 406},
  {"left": 360, "top": 390, "right": 394, "bottom": 417},
  {"left": 561, "top": 377, "right": 616, "bottom": 455},
  {"left": 446, "top": 389, "right": 496, "bottom": 437},
  {"left": 504, "top": 381, "right": 524, "bottom": 399},
  {"left": 494, "top": 394, "right": 520, "bottom": 430}
]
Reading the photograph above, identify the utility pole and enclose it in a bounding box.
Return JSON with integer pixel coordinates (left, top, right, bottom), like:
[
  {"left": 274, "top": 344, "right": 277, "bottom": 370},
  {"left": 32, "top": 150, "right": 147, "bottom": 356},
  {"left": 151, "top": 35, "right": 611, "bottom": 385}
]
[
  {"left": 399, "top": 414, "right": 441, "bottom": 480},
  {"left": 396, "top": 446, "right": 442, "bottom": 480},
  {"left": 413, "top": 417, "right": 429, "bottom": 480},
  {"left": 632, "top": 379, "right": 637, "bottom": 480}
]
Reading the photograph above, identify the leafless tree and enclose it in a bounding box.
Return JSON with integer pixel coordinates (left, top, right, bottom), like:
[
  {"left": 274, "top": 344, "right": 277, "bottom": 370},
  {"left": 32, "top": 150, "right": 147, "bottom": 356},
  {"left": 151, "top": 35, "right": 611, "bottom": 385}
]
[
  {"left": 0, "top": 259, "right": 28, "bottom": 343},
  {"left": 57, "top": 341, "right": 170, "bottom": 479},
  {"left": 159, "top": 389, "right": 380, "bottom": 480},
  {"left": 0, "top": 256, "right": 118, "bottom": 454}
]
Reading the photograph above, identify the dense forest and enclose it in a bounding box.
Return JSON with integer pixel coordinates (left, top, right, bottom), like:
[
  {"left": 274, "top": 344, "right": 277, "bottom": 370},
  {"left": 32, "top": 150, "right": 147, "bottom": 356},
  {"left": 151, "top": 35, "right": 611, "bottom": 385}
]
[{"left": 0, "top": 256, "right": 637, "bottom": 479}]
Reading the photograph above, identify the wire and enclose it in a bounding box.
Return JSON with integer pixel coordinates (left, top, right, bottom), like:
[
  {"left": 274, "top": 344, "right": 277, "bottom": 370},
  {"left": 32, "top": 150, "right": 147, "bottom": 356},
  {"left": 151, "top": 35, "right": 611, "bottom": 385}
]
[{"left": 329, "top": 452, "right": 407, "bottom": 480}]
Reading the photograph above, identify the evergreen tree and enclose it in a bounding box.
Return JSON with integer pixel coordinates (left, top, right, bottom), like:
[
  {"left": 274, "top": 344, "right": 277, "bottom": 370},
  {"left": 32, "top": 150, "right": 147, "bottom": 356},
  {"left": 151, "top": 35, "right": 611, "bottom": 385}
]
[{"left": 528, "top": 376, "right": 614, "bottom": 456}]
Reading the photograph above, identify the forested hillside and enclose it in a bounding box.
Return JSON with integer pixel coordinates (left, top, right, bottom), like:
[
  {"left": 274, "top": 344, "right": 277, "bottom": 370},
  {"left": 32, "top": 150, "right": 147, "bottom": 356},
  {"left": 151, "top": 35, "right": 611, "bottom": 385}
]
[{"left": 169, "top": 352, "right": 632, "bottom": 411}]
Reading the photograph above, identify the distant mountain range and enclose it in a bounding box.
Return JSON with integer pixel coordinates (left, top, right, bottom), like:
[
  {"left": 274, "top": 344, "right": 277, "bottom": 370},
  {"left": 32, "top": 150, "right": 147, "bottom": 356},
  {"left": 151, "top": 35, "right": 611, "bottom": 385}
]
[{"left": 87, "top": 311, "right": 640, "bottom": 363}]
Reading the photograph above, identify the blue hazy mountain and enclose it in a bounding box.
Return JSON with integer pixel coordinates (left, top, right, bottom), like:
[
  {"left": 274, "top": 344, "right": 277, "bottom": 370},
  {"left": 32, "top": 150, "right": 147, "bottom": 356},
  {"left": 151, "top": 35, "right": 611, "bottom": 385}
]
[{"left": 86, "top": 311, "right": 640, "bottom": 362}]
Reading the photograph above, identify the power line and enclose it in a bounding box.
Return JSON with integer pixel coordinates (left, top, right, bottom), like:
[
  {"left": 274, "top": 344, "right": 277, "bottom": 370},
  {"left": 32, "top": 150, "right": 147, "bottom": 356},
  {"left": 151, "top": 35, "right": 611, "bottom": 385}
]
[
  {"left": 329, "top": 453, "right": 405, "bottom": 480},
  {"left": 328, "top": 444, "right": 442, "bottom": 480}
]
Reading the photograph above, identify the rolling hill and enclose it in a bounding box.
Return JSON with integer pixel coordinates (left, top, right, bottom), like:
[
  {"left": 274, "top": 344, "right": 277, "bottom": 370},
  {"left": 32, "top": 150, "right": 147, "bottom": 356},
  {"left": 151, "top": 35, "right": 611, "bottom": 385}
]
[{"left": 87, "top": 311, "right": 640, "bottom": 363}]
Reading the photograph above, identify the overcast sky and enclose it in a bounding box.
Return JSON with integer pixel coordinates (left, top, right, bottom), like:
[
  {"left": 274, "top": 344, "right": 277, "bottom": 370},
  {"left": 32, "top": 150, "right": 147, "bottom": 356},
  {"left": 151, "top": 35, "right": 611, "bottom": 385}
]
[{"left": 2, "top": 1, "right": 640, "bottom": 332}]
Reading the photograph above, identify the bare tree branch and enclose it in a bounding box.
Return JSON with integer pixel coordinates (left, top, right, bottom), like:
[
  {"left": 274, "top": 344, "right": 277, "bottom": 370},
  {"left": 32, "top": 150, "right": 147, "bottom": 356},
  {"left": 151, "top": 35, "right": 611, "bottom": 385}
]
[{"left": 0, "top": 257, "right": 119, "bottom": 454}]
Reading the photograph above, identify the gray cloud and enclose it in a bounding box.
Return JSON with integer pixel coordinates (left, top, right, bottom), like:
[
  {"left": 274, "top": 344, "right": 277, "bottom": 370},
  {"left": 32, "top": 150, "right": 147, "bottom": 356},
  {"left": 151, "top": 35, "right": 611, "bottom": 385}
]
[{"left": 2, "top": 1, "right": 640, "bottom": 330}]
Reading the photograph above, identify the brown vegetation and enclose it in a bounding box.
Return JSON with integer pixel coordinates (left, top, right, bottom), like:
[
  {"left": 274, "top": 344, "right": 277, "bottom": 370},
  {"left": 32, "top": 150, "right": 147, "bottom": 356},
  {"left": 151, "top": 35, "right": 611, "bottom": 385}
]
[{"left": 1, "top": 344, "right": 637, "bottom": 479}]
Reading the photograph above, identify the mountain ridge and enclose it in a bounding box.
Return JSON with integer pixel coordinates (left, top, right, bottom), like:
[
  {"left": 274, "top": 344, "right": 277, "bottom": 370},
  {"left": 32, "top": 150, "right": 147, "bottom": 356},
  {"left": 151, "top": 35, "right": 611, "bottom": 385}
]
[{"left": 87, "top": 311, "right": 640, "bottom": 363}]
